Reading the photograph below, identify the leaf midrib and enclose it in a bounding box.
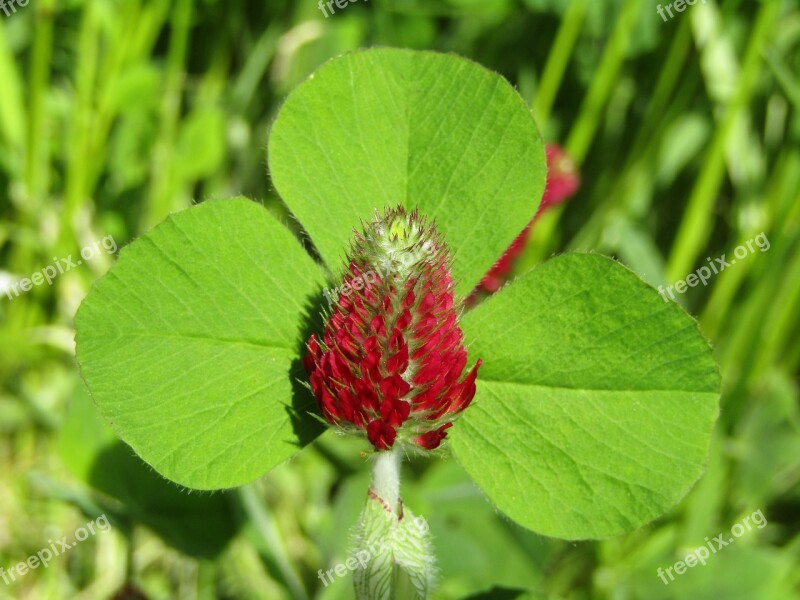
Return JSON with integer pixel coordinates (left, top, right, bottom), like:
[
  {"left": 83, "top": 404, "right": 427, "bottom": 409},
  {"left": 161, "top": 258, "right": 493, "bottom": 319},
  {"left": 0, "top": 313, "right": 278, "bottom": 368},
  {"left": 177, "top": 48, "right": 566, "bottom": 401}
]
[
  {"left": 81, "top": 331, "right": 298, "bottom": 354},
  {"left": 475, "top": 376, "right": 720, "bottom": 395}
]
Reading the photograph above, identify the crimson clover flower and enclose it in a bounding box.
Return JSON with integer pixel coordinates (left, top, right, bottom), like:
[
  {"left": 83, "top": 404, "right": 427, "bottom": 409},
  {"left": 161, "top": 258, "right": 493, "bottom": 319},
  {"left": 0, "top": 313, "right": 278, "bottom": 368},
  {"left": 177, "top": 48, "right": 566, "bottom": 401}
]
[{"left": 303, "top": 207, "right": 481, "bottom": 452}]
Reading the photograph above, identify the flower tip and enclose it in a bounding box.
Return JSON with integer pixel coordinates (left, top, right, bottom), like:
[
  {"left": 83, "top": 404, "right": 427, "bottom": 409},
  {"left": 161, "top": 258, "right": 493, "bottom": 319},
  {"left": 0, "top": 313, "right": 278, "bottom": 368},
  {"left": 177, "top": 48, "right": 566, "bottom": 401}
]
[
  {"left": 541, "top": 144, "right": 581, "bottom": 211},
  {"left": 367, "top": 418, "right": 397, "bottom": 450},
  {"left": 415, "top": 423, "right": 452, "bottom": 450},
  {"left": 303, "top": 335, "right": 320, "bottom": 374}
]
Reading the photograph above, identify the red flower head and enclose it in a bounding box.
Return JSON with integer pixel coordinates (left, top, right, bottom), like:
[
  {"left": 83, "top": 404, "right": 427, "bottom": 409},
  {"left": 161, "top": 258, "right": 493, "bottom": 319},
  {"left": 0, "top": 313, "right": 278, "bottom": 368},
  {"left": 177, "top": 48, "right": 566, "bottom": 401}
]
[
  {"left": 539, "top": 144, "right": 581, "bottom": 213},
  {"left": 303, "top": 207, "right": 481, "bottom": 452},
  {"left": 476, "top": 144, "right": 581, "bottom": 294}
]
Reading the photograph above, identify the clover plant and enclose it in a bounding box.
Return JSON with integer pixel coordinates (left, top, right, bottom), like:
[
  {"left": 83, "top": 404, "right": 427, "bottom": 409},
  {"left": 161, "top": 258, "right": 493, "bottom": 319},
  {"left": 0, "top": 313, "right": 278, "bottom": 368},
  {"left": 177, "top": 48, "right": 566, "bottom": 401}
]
[{"left": 75, "top": 48, "right": 720, "bottom": 599}]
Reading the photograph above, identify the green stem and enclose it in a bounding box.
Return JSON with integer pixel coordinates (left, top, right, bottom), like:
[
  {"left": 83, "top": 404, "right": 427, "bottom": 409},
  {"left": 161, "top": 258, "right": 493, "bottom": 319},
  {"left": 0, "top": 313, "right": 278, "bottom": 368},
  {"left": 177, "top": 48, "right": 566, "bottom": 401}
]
[
  {"left": 666, "top": 0, "right": 780, "bottom": 281},
  {"left": 532, "top": 0, "right": 588, "bottom": 127},
  {"left": 142, "top": 0, "right": 192, "bottom": 229},
  {"left": 567, "top": 18, "right": 693, "bottom": 254},
  {"left": 527, "top": 0, "right": 642, "bottom": 261},
  {"left": 565, "top": 0, "right": 642, "bottom": 165},
  {"left": 62, "top": 0, "right": 100, "bottom": 253},
  {"left": 700, "top": 148, "right": 798, "bottom": 336},
  {"left": 356, "top": 447, "right": 433, "bottom": 600},
  {"left": 25, "top": 0, "right": 55, "bottom": 206},
  {"left": 239, "top": 484, "right": 309, "bottom": 600}
]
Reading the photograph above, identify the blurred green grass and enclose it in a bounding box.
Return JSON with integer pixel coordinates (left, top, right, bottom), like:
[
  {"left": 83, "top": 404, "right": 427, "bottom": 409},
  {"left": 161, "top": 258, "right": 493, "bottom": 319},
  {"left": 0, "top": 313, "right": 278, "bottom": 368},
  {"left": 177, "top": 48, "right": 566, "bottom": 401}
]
[{"left": 0, "top": 0, "right": 798, "bottom": 599}]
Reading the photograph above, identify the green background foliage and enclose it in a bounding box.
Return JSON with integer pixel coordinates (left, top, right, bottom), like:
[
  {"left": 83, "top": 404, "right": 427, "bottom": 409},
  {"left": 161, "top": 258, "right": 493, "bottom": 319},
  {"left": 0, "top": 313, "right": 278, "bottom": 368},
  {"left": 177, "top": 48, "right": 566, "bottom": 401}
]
[{"left": 1, "top": 0, "right": 798, "bottom": 599}]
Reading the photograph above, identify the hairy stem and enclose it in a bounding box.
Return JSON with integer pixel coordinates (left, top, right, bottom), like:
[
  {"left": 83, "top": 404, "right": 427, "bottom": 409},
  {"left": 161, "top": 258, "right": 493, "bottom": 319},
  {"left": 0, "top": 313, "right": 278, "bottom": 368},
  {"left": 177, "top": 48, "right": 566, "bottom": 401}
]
[{"left": 371, "top": 446, "right": 402, "bottom": 516}]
